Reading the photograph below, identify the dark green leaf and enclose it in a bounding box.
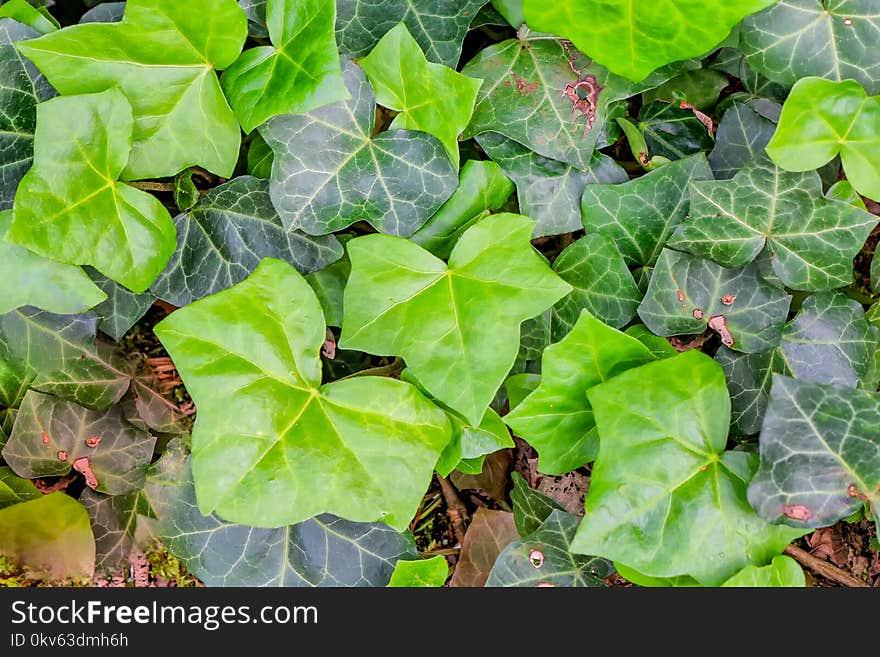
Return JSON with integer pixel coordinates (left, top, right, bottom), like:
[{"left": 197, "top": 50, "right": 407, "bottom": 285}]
[
  {"left": 247, "top": 133, "right": 273, "bottom": 179},
  {"left": 638, "top": 101, "right": 714, "bottom": 161},
  {"left": 260, "top": 58, "right": 457, "bottom": 236},
  {"left": 79, "top": 1, "right": 125, "bottom": 23},
  {"left": 239, "top": 0, "right": 267, "bottom": 37},
  {"left": 642, "top": 69, "right": 729, "bottom": 110},
  {"left": 709, "top": 101, "right": 779, "bottom": 180},
  {"left": 151, "top": 176, "right": 342, "bottom": 307},
  {"left": 0, "top": 0, "right": 56, "bottom": 33},
  {"left": 510, "top": 471, "right": 563, "bottom": 537},
  {"left": 87, "top": 269, "right": 155, "bottom": 342},
  {"left": 748, "top": 376, "right": 880, "bottom": 529},
  {"left": 80, "top": 488, "right": 141, "bottom": 573}
]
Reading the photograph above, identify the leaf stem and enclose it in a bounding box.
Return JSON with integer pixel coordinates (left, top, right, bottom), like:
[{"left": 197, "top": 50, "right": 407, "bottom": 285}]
[{"left": 125, "top": 181, "right": 175, "bottom": 192}]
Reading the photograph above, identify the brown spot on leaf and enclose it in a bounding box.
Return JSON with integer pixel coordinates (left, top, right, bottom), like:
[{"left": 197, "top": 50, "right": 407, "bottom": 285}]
[
  {"left": 56, "top": 450, "right": 68, "bottom": 461},
  {"left": 41, "top": 431, "right": 50, "bottom": 447},
  {"left": 322, "top": 329, "right": 336, "bottom": 359},
  {"left": 700, "top": 465, "right": 708, "bottom": 472},
  {"left": 848, "top": 484, "right": 868, "bottom": 501},
  {"left": 529, "top": 549, "right": 545, "bottom": 569},
  {"left": 85, "top": 436, "right": 101, "bottom": 448},
  {"left": 676, "top": 289, "right": 686, "bottom": 302},
  {"left": 721, "top": 295, "right": 736, "bottom": 305},
  {"left": 509, "top": 72, "right": 539, "bottom": 95},
  {"left": 692, "top": 308, "right": 704, "bottom": 320},
  {"left": 782, "top": 504, "right": 812, "bottom": 522},
  {"left": 72, "top": 456, "right": 99, "bottom": 490},
  {"left": 680, "top": 101, "right": 714, "bottom": 133},
  {"left": 707, "top": 314, "right": 734, "bottom": 347},
  {"left": 843, "top": 17, "right": 853, "bottom": 26},
  {"left": 535, "top": 581, "right": 556, "bottom": 587}
]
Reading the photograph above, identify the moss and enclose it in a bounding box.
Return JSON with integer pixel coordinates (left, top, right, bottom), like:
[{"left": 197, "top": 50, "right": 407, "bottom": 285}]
[{"left": 143, "top": 541, "right": 201, "bottom": 587}]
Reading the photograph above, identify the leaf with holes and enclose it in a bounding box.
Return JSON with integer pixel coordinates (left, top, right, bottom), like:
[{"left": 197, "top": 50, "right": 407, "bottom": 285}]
[
  {"left": 766, "top": 77, "right": 880, "bottom": 201},
  {"left": 709, "top": 100, "right": 779, "bottom": 180},
  {"left": 335, "top": 0, "right": 485, "bottom": 67},
  {"left": 505, "top": 310, "right": 655, "bottom": 475},
  {"left": 0, "top": 19, "right": 54, "bottom": 210},
  {"left": 2, "top": 390, "right": 156, "bottom": 495},
  {"left": 16, "top": 0, "right": 246, "bottom": 179},
  {"left": 8, "top": 90, "right": 175, "bottom": 293},
  {"left": 571, "top": 351, "right": 804, "bottom": 585},
  {"left": 476, "top": 131, "right": 627, "bottom": 238},
  {"left": 222, "top": 0, "right": 347, "bottom": 133},
  {"left": 0, "top": 211, "right": 105, "bottom": 315},
  {"left": 748, "top": 376, "right": 880, "bottom": 529},
  {"left": 551, "top": 234, "right": 642, "bottom": 338},
  {"left": 151, "top": 176, "right": 342, "bottom": 307},
  {"left": 741, "top": 0, "right": 880, "bottom": 95},
  {"left": 522, "top": 0, "right": 777, "bottom": 82},
  {"left": 155, "top": 258, "right": 452, "bottom": 530},
  {"left": 581, "top": 154, "right": 714, "bottom": 268},
  {"left": 638, "top": 249, "right": 791, "bottom": 353},
  {"left": 260, "top": 58, "right": 457, "bottom": 236},
  {"left": 341, "top": 214, "right": 571, "bottom": 426},
  {"left": 669, "top": 154, "right": 878, "bottom": 291},
  {"left": 359, "top": 23, "right": 482, "bottom": 168},
  {"left": 717, "top": 292, "right": 878, "bottom": 435},
  {"left": 143, "top": 440, "right": 417, "bottom": 586},
  {"left": 487, "top": 509, "right": 613, "bottom": 587}
]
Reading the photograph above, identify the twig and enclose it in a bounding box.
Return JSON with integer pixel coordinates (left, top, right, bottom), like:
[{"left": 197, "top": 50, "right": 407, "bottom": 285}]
[
  {"left": 784, "top": 544, "right": 870, "bottom": 588},
  {"left": 125, "top": 181, "right": 174, "bottom": 192},
  {"left": 339, "top": 357, "right": 405, "bottom": 380},
  {"left": 436, "top": 474, "right": 469, "bottom": 545}
]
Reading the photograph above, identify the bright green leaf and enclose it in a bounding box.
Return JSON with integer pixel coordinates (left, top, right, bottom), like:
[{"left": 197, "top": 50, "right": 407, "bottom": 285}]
[
  {"left": 614, "top": 562, "right": 699, "bottom": 587},
  {"left": 748, "top": 376, "right": 880, "bottom": 529},
  {"left": 359, "top": 23, "right": 482, "bottom": 167},
  {"left": 16, "top": 0, "right": 247, "bottom": 179},
  {"left": 222, "top": 0, "right": 347, "bottom": 133},
  {"left": 0, "top": 0, "right": 56, "bottom": 33},
  {"left": 0, "top": 465, "right": 39, "bottom": 509},
  {"left": 505, "top": 373, "right": 540, "bottom": 411},
  {"left": 721, "top": 555, "right": 805, "bottom": 587},
  {"left": 670, "top": 154, "right": 878, "bottom": 290},
  {"left": 247, "top": 133, "right": 274, "bottom": 179},
  {"left": 624, "top": 325, "right": 678, "bottom": 359},
  {"left": 581, "top": 154, "right": 714, "bottom": 267},
  {"left": 476, "top": 131, "right": 627, "bottom": 238},
  {"left": 387, "top": 556, "right": 448, "bottom": 587},
  {"left": 505, "top": 310, "right": 655, "bottom": 475},
  {"left": 2, "top": 389, "right": 156, "bottom": 495},
  {"left": 486, "top": 509, "right": 613, "bottom": 587},
  {"left": 0, "top": 492, "right": 95, "bottom": 579},
  {"left": 0, "top": 211, "right": 106, "bottom": 315},
  {"left": 522, "top": 0, "right": 776, "bottom": 82},
  {"left": 717, "top": 292, "right": 878, "bottom": 434},
  {"left": 150, "top": 176, "right": 342, "bottom": 307},
  {"left": 154, "top": 258, "right": 452, "bottom": 530},
  {"left": 173, "top": 169, "right": 200, "bottom": 213},
  {"left": 341, "top": 214, "right": 571, "bottom": 425},
  {"left": 741, "top": 0, "right": 880, "bottom": 95},
  {"left": 766, "top": 77, "right": 880, "bottom": 201},
  {"left": 410, "top": 159, "right": 514, "bottom": 259},
  {"left": 260, "top": 58, "right": 457, "bottom": 236},
  {"left": 9, "top": 89, "right": 175, "bottom": 293},
  {"left": 571, "top": 351, "right": 805, "bottom": 585}
]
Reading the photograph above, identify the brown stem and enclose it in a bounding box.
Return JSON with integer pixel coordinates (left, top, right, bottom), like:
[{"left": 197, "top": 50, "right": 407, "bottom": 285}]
[
  {"left": 784, "top": 544, "right": 870, "bottom": 588},
  {"left": 125, "top": 181, "right": 174, "bottom": 192},
  {"left": 436, "top": 474, "right": 469, "bottom": 545}
]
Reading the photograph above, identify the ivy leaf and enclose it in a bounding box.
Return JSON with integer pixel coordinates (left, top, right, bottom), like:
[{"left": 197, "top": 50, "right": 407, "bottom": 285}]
[
  {"left": 0, "top": 19, "right": 54, "bottom": 210},
  {"left": 435, "top": 406, "right": 513, "bottom": 478},
  {"left": 717, "top": 292, "right": 878, "bottom": 435},
  {"left": 16, "top": 0, "right": 247, "bottom": 179},
  {"left": 571, "top": 351, "right": 804, "bottom": 585},
  {"left": 335, "top": 0, "right": 485, "bottom": 68},
  {"left": 87, "top": 269, "right": 155, "bottom": 342},
  {"left": 521, "top": 0, "right": 776, "bottom": 82},
  {"left": 0, "top": 355, "right": 29, "bottom": 447},
  {"left": 721, "top": 555, "right": 805, "bottom": 587},
  {"left": 0, "top": 0, "right": 56, "bottom": 33},
  {"left": 79, "top": 1, "right": 126, "bottom": 23},
  {"left": 461, "top": 33, "right": 692, "bottom": 171},
  {"left": 80, "top": 488, "right": 142, "bottom": 573},
  {"left": 8, "top": 89, "right": 175, "bottom": 293},
  {"left": 487, "top": 510, "right": 613, "bottom": 587},
  {"left": 741, "top": 0, "right": 880, "bottom": 95},
  {"left": 449, "top": 508, "right": 518, "bottom": 587},
  {"left": 155, "top": 258, "right": 452, "bottom": 530},
  {"left": 551, "top": 234, "right": 642, "bottom": 338},
  {"left": 766, "top": 77, "right": 880, "bottom": 201},
  {"left": 709, "top": 101, "right": 779, "bottom": 180},
  {"left": 239, "top": 0, "right": 267, "bottom": 37},
  {"left": 144, "top": 441, "right": 417, "bottom": 586},
  {"left": 410, "top": 159, "right": 514, "bottom": 259},
  {"left": 260, "top": 58, "right": 457, "bottom": 237},
  {"left": 748, "top": 376, "right": 880, "bottom": 529},
  {"left": 341, "top": 214, "right": 571, "bottom": 426},
  {"left": 247, "top": 133, "right": 274, "bottom": 179},
  {"left": 643, "top": 69, "right": 729, "bottom": 110},
  {"left": 0, "top": 211, "right": 106, "bottom": 315},
  {"left": 0, "top": 465, "right": 39, "bottom": 509},
  {"left": 711, "top": 47, "right": 788, "bottom": 103},
  {"left": 0, "top": 492, "right": 95, "bottom": 579},
  {"left": 2, "top": 390, "right": 156, "bottom": 495},
  {"left": 305, "top": 246, "right": 351, "bottom": 327},
  {"left": 476, "top": 131, "right": 627, "bottom": 238},
  {"left": 505, "top": 310, "right": 655, "bottom": 475},
  {"left": 669, "top": 154, "right": 878, "bottom": 291},
  {"left": 150, "top": 176, "right": 342, "bottom": 307},
  {"left": 359, "top": 23, "right": 482, "bottom": 168},
  {"left": 581, "top": 154, "right": 714, "bottom": 268},
  {"left": 638, "top": 249, "right": 791, "bottom": 353},
  {"left": 221, "top": 0, "right": 347, "bottom": 133},
  {"left": 387, "top": 555, "right": 448, "bottom": 587},
  {"left": 625, "top": 325, "right": 678, "bottom": 360},
  {"left": 637, "top": 101, "right": 715, "bottom": 161},
  {"left": 510, "top": 471, "right": 564, "bottom": 537}
]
